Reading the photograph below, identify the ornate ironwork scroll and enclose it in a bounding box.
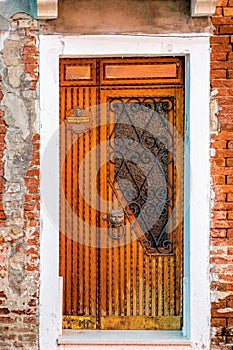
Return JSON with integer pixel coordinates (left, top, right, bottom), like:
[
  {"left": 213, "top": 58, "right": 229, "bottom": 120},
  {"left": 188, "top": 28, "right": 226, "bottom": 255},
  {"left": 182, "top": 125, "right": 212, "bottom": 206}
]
[{"left": 108, "top": 97, "right": 175, "bottom": 254}]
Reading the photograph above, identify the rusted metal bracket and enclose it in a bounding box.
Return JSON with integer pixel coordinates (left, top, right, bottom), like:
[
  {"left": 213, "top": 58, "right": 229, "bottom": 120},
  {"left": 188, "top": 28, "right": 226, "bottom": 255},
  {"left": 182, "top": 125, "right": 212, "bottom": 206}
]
[{"left": 191, "top": 0, "right": 217, "bottom": 17}]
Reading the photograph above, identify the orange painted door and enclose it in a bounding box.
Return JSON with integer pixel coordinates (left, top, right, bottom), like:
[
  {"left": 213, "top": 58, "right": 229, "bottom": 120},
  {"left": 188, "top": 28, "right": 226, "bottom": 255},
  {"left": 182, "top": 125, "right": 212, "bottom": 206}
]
[{"left": 59, "top": 57, "right": 184, "bottom": 330}]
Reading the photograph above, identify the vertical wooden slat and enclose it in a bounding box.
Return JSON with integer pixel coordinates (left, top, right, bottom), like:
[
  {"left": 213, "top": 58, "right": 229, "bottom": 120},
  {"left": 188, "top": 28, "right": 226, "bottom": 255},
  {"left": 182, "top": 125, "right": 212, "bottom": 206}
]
[
  {"left": 151, "top": 257, "right": 156, "bottom": 317},
  {"left": 125, "top": 232, "right": 131, "bottom": 316},
  {"left": 65, "top": 88, "right": 73, "bottom": 315},
  {"left": 132, "top": 238, "right": 137, "bottom": 316},
  {"left": 60, "top": 86, "right": 66, "bottom": 314},
  {"left": 120, "top": 241, "right": 125, "bottom": 316},
  {"left": 163, "top": 256, "right": 169, "bottom": 316},
  {"left": 145, "top": 255, "right": 150, "bottom": 316},
  {"left": 72, "top": 128, "right": 78, "bottom": 314},
  {"left": 89, "top": 89, "right": 97, "bottom": 317},
  {"left": 158, "top": 256, "right": 163, "bottom": 316},
  {"left": 107, "top": 108, "right": 114, "bottom": 318},
  {"left": 170, "top": 255, "right": 175, "bottom": 315},
  {"left": 71, "top": 87, "right": 78, "bottom": 315},
  {"left": 78, "top": 93, "right": 84, "bottom": 315},
  {"left": 113, "top": 244, "right": 119, "bottom": 316},
  {"left": 138, "top": 242, "right": 144, "bottom": 316},
  {"left": 99, "top": 100, "right": 108, "bottom": 319}
]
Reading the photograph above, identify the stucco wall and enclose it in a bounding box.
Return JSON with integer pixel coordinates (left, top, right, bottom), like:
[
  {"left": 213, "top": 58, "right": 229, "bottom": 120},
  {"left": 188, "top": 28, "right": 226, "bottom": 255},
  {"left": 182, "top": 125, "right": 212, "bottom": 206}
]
[
  {"left": 40, "top": 0, "right": 212, "bottom": 34},
  {"left": 0, "top": 13, "right": 39, "bottom": 350}
]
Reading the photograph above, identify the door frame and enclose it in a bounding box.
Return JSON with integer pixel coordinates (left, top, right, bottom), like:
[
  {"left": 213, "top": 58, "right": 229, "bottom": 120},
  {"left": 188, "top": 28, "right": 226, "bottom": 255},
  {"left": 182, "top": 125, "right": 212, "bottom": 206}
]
[{"left": 40, "top": 34, "right": 210, "bottom": 350}]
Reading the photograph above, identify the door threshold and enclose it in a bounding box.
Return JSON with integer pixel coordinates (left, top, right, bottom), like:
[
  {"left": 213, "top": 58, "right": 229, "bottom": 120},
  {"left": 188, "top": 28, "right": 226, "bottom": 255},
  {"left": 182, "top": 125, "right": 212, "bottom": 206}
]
[{"left": 58, "top": 329, "right": 191, "bottom": 346}]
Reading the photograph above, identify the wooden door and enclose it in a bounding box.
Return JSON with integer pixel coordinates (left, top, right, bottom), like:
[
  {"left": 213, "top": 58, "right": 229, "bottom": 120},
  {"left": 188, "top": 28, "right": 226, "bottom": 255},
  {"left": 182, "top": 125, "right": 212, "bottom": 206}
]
[{"left": 59, "top": 57, "right": 184, "bottom": 330}]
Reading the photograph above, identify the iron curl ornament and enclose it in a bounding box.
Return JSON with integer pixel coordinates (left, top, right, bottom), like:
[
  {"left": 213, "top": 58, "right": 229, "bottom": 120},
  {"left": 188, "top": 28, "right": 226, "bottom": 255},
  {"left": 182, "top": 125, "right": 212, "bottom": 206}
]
[{"left": 108, "top": 97, "right": 176, "bottom": 254}]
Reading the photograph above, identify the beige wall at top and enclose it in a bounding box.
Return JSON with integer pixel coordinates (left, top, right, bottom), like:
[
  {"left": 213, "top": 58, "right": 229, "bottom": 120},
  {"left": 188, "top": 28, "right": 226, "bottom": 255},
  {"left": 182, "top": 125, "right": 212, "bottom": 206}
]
[{"left": 40, "top": 0, "right": 213, "bottom": 35}]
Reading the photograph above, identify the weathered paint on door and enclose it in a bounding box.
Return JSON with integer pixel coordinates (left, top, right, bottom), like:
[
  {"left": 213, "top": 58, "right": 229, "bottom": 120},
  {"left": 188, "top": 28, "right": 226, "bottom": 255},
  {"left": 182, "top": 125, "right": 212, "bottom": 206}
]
[{"left": 59, "top": 57, "right": 184, "bottom": 330}]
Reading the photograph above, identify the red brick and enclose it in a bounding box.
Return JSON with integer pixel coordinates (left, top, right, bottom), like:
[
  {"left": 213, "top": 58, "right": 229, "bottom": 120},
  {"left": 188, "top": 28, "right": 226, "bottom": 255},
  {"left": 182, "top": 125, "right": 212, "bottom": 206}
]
[
  {"left": 23, "top": 316, "right": 37, "bottom": 324},
  {"left": 211, "top": 140, "right": 227, "bottom": 149},
  {"left": 24, "top": 194, "right": 40, "bottom": 202},
  {"left": 227, "top": 175, "right": 233, "bottom": 184},
  {"left": 211, "top": 237, "right": 233, "bottom": 246},
  {"left": 22, "top": 46, "right": 38, "bottom": 56},
  {"left": 213, "top": 131, "right": 233, "bottom": 141},
  {"left": 22, "top": 55, "right": 38, "bottom": 65},
  {"left": 24, "top": 203, "right": 35, "bottom": 211},
  {"left": 220, "top": 26, "right": 233, "bottom": 35},
  {"left": 218, "top": 0, "right": 228, "bottom": 5},
  {"left": 211, "top": 281, "right": 227, "bottom": 291},
  {"left": 24, "top": 64, "right": 38, "bottom": 75},
  {"left": 32, "top": 134, "right": 40, "bottom": 141},
  {"left": 227, "top": 158, "right": 233, "bottom": 166},
  {"left": 220, "top": 123, "right": 233, "bottom": 133},
  {"left": 212, "top": 211, "right": 227, "bottom": 220},
  {"left": 212, "top": 175, "right": 226, "bottom": 184},
  {"left": 227, "top": 69, "right": 233, "bottom": 79},
  {"left": 216, "top": 150, "right": 233, "bottom": 157},
  {"left": 223, "top": 7, "right": 233, "bottom": 16},
  {"left": 24, "top": 178, "right": 39, "bottom": 187},
  {"left": 211, "top": 220, "right": 233, "bottom": 228},
  {"left": 213, "top": 7, "right": 223, "bottom": 16},
  {"left": 0, "top": 308, "right": 10, "bottom": 315},
  {"left": 212, "top": 61, "right": 233, "bottom": 70},
  {"left": 211, "top": 158, "right": 226, "bottom": 167},
  {"left": 212, "top": 53, "right": 228, "bottom": 62},
  {"left": 214, "top": 202, "right": 233, "bottom": 210},
  {"left": 211, "top": 229, "right": 227, "bottom": 238},
  {"left": 27, "top": 237, "right": 39, "bottom": 246},
  {"left": 211, "top": 79, "right": 233, "bottom": 88},
  {"left": 213, "top": 16, "right": 233, "bottom": 25},
  {"left": 25, "top": 247, "right": 38, "bottom": 255},
  {"left": 212, "top": 318, "right": 227, "bottom": 327},
  {"left": 214, "top": 185, "right": 233, "bottom": 193},
  {"left": 25, "top": 169, "right": 39, "bottom": 177},
  {"left": 218, "top": 97, "right": 233, "bottom": 106},
  {"left": 211, "top": 70, "right": 227, "bottom": 79},
  {"left": 211, "top": 35, "right": 230, "bottom": 44},
  {"left": 0, "top": 316, "right": 14, "bottom": 323},
  {"left": 212, "top": 44, "right": 232, "bottom": 53},
  {"left": 219, "top": 274, "right": 233, "bottom": 283}
]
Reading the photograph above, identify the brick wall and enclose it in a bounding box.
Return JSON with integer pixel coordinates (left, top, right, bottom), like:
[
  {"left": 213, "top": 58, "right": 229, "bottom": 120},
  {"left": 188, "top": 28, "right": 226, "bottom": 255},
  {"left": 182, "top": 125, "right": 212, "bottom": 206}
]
[
  {"left": 0, "top": 13, "right": 39, "bottom": 350},
  {"left": 211, "top": 1, "right": 233, "bottom": 349}
]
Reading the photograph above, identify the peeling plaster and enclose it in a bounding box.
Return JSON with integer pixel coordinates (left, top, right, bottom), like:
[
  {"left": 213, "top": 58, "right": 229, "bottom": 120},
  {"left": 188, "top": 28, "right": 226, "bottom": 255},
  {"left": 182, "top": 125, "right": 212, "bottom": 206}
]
[
  {"left": 210, "top": 90, "right": 220, "bottom": 134},
  {"left": 211, "top": 291, "right": 233, "bottom": 303}
]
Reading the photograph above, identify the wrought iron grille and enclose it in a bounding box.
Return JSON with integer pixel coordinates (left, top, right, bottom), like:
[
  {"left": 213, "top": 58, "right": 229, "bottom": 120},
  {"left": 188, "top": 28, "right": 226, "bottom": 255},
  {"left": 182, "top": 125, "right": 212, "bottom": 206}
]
[{"left": 108, "top": 97, "right": 175, "bottom": 254}]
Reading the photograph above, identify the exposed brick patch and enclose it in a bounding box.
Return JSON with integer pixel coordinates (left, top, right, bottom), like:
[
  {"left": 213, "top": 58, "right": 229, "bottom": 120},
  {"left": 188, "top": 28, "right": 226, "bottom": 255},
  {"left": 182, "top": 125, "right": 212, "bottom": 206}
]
[
  {"left": 0, "top": 13, "right": 39, "bottom": 349},
  {"left": 211, "top": 0, "right": 233, "bottom": 348}
]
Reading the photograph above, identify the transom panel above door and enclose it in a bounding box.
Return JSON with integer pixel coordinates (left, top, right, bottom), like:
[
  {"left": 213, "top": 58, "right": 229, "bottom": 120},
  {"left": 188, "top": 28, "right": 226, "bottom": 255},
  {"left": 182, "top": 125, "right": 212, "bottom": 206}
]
[{"left": 59, "top": 57, "right": 185, "bottom": 331}]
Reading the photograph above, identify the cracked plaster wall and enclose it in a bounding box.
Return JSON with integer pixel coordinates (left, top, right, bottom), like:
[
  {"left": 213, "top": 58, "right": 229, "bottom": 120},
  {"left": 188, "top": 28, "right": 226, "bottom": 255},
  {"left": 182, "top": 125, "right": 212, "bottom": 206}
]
[{"left": 0, "top": 12, "right": 40, "bottom": 350}]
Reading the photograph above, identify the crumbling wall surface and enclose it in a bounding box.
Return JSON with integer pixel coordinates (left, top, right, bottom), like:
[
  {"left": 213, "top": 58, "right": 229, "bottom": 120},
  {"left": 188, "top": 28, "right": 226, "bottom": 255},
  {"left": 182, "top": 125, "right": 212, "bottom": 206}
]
[
  {"left": 210, "top": 0, "right": 233, "bottom": 349},
  {"left": 0, "top": 13, "right": 39, "bottom": 350},
  {"left": 41, "top": 0, "right": 213, "bottom": 34}
]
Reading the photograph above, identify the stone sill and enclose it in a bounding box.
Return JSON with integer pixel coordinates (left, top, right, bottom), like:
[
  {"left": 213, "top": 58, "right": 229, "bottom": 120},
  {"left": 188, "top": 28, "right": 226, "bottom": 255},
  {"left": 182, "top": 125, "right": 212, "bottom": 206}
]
[{"left": 58, "top": 330, "right": 191, "bottom": 346}]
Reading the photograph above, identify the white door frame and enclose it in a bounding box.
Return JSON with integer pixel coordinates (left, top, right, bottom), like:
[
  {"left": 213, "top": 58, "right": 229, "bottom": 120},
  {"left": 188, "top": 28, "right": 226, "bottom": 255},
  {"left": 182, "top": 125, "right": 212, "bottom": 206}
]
[{"left": 39, "top": 34, "right": 210, "bottom": 350}]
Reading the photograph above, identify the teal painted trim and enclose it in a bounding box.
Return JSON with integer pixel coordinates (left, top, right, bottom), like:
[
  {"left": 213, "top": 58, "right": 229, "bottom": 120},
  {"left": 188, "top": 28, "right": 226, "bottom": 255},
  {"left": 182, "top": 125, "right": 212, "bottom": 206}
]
[
  {"left": 183, "top": 54, "right": 191, "bottom": 339},
  {"left": 0, "top": 0, "right": 36, "bottom": 20},
  {"left": 30, "top": 0, "right": 37, "bottom": 19}
]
